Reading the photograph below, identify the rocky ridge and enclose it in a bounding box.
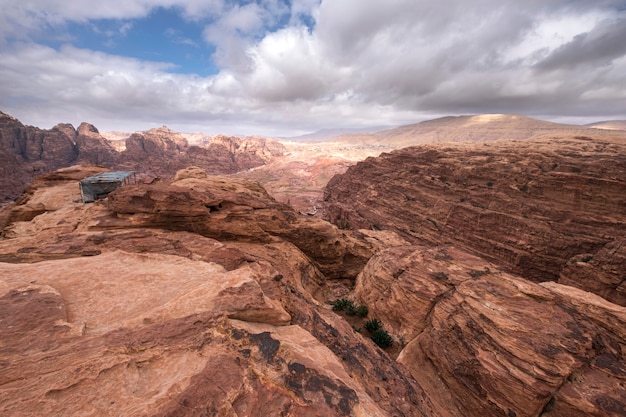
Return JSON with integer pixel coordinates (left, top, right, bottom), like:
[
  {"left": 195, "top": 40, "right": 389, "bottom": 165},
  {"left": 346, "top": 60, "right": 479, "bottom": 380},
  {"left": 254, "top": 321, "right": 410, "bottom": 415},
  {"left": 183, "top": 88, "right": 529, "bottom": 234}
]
[
  {"left": 333, "top": 114, "right": 626, "bottom": 147},
  {"left": 0, "top": 112, "right": 285, "bottom": 205},
  {"left": 1, "top": 162, "right": 625, "bottom": 416},
  {"left": 354, "top": 245, "right": 626, "bottom": 417},
  {"left": 0, "top": 165, "right": 433, "bottom": 416},
  {"left": 323, "top": 134, "right": 626, "bottom": 305}
]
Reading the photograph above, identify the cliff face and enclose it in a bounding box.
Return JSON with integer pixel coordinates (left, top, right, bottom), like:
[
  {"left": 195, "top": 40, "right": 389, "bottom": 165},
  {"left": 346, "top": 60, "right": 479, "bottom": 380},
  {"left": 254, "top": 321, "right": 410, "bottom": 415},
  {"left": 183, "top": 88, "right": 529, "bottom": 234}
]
[
  {"left": 0, "top": 112, "right": 286, "bottom": 204},
  {"left": 0, "top": 112, "right": 116, "bottom": 204},
  {"left": 1, "top": 165, "right": 625, "bottom": 417},
  {"left": 323, "top": 135, "right": 626, "bottom": 305},
  {"left": 118, "top": 128, "right": 285, "bottom": 178}
]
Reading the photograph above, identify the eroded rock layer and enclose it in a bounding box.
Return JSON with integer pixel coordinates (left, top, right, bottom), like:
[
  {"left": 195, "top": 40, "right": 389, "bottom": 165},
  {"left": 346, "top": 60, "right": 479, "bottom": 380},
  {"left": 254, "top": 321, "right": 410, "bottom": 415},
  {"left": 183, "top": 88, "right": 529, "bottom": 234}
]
[
  {"left": 2, "top": 163, "right": 625, "bottom": 417},
  {"left": 0, "top": 165, "right": 433, "bottom": 417},
  {"left": 0, "top": 112, "right": 285, "bottom": 204},
  {"left": 352, "top": 245, "right": 626, "bottom": 417},
  {"left": 323, "top": 135, "right": 626, "bottom": 304}
]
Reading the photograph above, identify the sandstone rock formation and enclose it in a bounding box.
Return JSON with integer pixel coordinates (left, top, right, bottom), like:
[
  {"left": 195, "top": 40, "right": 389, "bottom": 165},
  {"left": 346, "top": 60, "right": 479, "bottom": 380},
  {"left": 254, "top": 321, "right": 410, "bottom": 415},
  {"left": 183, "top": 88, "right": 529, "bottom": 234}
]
[
  {"left": 117, "top": 127, "right": 286, "bottom": 179},
  {"left": 0, "top": 165, "right": 436, "bottom": 417},
  {"left": 239, "top": 114, "right": 625, "bottom": 215},
  {"left": 2, "top": 137, "right": 626, "bottom": 416},
  {"left": 0, "top": 112, "right": 74, "bottom": 204},
  {"left": 323, "top": 135, "right": 626, "bottom": 305},
  {"left": 352, "top": 244, "right": 626, "bottom": 417},
  {"left": 0, "top": 112, "right": 285, "bottom": 205},
  {"left": 0, "top": 112, "right": 116, "bottom": 204}
]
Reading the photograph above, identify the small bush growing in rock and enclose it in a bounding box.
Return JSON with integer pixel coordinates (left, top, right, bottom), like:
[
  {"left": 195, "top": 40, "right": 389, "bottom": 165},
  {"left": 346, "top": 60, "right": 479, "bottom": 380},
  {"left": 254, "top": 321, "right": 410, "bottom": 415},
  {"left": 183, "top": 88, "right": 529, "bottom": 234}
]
[
  {"left": 346, "top": 304, "right": 368, "bottom": 317},
  {"left": 371, "top": 329, "right": 393, "bottom": 348},
  {"left": 333, "top": 299, "right": 368, "bottom": 317},
  {"left": 354, "top": 305, "right": 369, "bottom": 317},
  {"left": 364, "top": 318, "right": 382, "bottom": 332},
  {"left": 332, "top": 298, "right": 353, "bottom": 311}
]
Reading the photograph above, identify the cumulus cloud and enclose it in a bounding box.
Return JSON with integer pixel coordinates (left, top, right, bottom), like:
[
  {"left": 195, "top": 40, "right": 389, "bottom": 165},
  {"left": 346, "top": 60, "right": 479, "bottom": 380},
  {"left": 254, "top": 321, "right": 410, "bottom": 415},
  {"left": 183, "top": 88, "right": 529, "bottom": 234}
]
[{"left": 1, "top": 0, "right": 625, "bottom": 135}]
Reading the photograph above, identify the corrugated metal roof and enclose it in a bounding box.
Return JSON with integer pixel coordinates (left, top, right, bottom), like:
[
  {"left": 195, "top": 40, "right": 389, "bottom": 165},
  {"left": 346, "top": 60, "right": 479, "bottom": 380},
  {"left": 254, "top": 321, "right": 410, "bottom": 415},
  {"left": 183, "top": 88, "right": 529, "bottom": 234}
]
[{"left": 80, "top": 171, "right": 134, "bottom": 184}]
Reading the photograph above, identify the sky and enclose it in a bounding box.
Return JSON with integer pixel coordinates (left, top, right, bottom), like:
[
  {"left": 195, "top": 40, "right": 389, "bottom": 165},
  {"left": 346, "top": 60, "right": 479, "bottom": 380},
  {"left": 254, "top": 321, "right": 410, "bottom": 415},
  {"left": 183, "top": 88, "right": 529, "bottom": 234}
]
[{"left": 1, "top": 0, "right": 625, "bottom": 137}]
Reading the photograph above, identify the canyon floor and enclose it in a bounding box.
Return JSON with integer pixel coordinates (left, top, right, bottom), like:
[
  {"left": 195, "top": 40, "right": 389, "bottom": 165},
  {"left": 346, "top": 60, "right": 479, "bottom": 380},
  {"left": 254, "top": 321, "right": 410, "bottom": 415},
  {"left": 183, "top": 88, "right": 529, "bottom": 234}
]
[{"left": 1, "top": 114, "right": 625, "bottom": 416}]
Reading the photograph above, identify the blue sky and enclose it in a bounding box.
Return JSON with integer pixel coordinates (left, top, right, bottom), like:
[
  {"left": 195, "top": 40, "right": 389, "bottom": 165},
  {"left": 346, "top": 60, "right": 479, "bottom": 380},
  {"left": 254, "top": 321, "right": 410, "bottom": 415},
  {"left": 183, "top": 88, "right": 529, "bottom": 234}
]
[
  {"left": 1, "top": 0, "right": 625, "bottom": 136},
  {"left": 51, "top": 8, "right": 217, "bottom": 76}
]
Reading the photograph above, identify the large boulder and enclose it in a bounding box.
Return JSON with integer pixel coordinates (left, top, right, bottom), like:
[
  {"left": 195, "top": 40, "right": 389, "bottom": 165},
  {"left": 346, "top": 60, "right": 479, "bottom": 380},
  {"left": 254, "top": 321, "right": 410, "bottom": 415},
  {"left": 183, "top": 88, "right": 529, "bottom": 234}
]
[{"left": 353, "top": 244, "right": 626, "bottom": 417}]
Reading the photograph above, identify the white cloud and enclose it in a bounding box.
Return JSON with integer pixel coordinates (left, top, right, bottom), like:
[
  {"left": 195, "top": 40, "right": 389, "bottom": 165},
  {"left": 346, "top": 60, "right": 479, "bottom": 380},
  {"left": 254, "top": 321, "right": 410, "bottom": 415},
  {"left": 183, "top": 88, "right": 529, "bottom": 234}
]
[{"left": 1, "top": 0, "right": 626, "bottom": 135}]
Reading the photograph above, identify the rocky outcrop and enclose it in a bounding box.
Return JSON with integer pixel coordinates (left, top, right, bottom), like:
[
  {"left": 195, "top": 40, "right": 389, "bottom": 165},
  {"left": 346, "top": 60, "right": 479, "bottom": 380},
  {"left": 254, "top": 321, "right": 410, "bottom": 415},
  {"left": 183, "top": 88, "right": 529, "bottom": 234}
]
[
  {"left": 98, "top": 166, "right": 373, "bottom": 282},
  {"left": 558, "top": 238, "right": 626, "bottom": 306},
  {"left": 118, "top": 128, "right": 286, "bottom": 178},
  {"left": 353, "top": 244, "right": 626, "bottom": 417},
  {"left": 323, "top": 135, "right": 626, "bottom": 304},
  {"left": 74, "top": 122, "right": 119, "bottom": 166},
  {"left": 0, "top": 165, "right": 437, "bottom": 417},
  {"left": 3, "top": 163, "right": 626, "bottom": 417},
  {"left": 0, "top": 112, "right": 116, "bottom": 203},
  {"left": 0, "top": 112, "right": 286, "bottom": 204}
]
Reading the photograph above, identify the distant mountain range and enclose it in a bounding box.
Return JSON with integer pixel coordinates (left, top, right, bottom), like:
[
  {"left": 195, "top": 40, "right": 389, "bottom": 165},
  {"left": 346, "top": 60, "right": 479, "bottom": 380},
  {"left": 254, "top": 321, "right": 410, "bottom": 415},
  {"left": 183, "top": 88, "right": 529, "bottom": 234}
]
[
  {"left": 284, "top": 126, "right": 392, "bottom": 142},
  {"left": 2, "top": 110, "right": 625, "bottom": 205},
  {"left": 332, "top": 114, "right": 626, "bottom": 146},
  {"left": 585, "top": 120, "right": 626, "bottom": 130}
]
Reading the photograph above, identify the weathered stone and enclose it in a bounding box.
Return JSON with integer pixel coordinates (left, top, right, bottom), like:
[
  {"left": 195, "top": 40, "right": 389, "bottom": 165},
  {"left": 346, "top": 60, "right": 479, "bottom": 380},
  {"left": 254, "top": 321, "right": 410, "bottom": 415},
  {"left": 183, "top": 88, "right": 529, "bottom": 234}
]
[
  {"left": 352, "top": 244, "right": 626, "bottom": 417},
  {"left": 0, "top": 112, "right": 286, "bottom": 204},
  {"left": 324, "top": 135, "right": 626, "bottom": 304},
  {"left": 0, "top": 165, "right": 430, "bottom": 417}
]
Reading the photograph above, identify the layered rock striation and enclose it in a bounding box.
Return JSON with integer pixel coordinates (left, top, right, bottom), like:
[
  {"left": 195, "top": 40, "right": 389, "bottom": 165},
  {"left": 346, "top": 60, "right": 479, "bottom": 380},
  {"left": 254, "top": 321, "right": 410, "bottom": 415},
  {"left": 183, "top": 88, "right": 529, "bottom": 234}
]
[
  {"left": 2, "top": 160, "right": 626, "bottom": 417},
  {"left": 0, "top": 165, "right": 433, "bottom": 417},
  {"left": 353, "top": 244, "right": 626, "bottom": 417},
  {"left": 323, "top": 135, "right": 626, "bottom": 304},
  {"left": 0, "top": 112, "right": 116, "bottom": 204}
]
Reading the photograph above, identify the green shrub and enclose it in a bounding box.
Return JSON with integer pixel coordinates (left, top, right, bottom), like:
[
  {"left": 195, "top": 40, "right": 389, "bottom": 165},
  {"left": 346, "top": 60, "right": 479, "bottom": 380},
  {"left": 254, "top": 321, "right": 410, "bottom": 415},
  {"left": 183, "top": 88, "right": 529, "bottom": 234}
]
[
  {"left": 354, "top": 305, "right": 369, "bottom": 317},
  {"left": 345, "top": 304, "right": 369, "bottom": 317},
  {"left": 364, "top": 318, "right": 382, "bottom": 332},
  {"left": 371, "top": 330, "right": 393, "bottom": 348},
  {"left": 345, "top": 304, "right": 356, "bottom": 315},
  {"left": 332, "top": 298, "right": 354, "bottom": 311}
]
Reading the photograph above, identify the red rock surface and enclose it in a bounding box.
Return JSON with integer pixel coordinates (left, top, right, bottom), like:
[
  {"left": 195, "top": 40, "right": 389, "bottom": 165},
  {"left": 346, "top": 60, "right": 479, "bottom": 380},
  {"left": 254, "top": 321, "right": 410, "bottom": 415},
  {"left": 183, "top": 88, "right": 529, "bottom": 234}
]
[
  {"left": 0, "top": 112, "right": 285, "bottom": 204},
  {"left": 323, "top": 135, "right": 626, "bottom": 304},
  {"left": 2, "top": 160, "right": 626, "bottom": 417},
  {"left": 0, "top": 165, "right": 434, "bottom": 417},
  {"left": 353, "top": 244, "right": 626, "bottom": 417},
  {"left": 117, "top": 128, "right": 286, "bottom": 179}
]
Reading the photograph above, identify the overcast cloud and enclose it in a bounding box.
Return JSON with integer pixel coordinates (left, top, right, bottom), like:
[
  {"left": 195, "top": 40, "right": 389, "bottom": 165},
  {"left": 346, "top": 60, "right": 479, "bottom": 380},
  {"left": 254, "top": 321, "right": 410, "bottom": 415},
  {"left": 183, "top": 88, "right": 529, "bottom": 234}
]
[{"left": 0, "top": 0, "right": 625, "bottom": 136}]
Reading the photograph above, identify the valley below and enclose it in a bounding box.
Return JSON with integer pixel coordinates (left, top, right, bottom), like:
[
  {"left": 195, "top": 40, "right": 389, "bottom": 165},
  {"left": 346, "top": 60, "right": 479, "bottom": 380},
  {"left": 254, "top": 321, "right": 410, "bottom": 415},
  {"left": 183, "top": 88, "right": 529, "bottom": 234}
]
[{"left": 1, "top": 112, "right": 625, "bottom": 416}]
